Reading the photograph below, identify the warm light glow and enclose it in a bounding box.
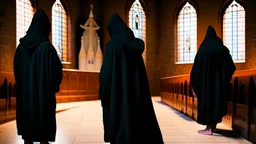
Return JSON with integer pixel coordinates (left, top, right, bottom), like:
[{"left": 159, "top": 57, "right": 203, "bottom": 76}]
[
  {"left": 223, "top": 0, "right": 245, "bottom": 62},
  {"left": 177, "top": 2, "right": 197, "bottom": 63},
  {"left": 129, "top": 0, "right": 146, "bottom": 63},
  {"left": 16, "top": 0, "right": 34, "bottom": 47},
  {"left": 52, "top": 0, "right": 68, "bottom": 62}
]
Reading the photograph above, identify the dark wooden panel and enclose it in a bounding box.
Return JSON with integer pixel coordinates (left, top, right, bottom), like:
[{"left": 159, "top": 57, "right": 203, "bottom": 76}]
[
  {"left": 192, "top": 98, "right": 198, "bottom": 121},
  {"left": 58, "top": 69, "right": 99, "bottom": 100},
  {"left": 177, "top": 94, "right": 183, "bottom": 111},
  {"left": 249, "top": 108, "right": 256, "bottom": 143},
  {"left": 0, "top": 69, "right": 100, "bottom": 124},
  {"left": 182, "top": 95, "right": 186, "bottom": 114},
  {"left": 233, "top": 104, "right": 248, "bottom": 138}
]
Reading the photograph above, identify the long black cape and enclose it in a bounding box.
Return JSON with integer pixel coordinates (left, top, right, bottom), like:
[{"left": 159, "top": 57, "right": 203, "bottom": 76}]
[
  {"left": 190, "top": 26, "right": 236, "bottom": 125},
  {"left": 14, "top": 9, "right": 62, "bottom": 142},
  {"left": 99, "top": 13, "right": 164, "bottom": 144}
]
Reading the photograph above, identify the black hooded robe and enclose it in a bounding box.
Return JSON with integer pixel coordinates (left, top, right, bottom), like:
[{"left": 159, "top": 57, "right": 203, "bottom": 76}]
[
  {"left": 99, "top": 13, "right": 164, "bottom": 144},
  {"left": 190, "top": 26, "right": 236, "bottom": 125},
  {"left": 13, "top": 9, "right": 62, "bottom": 142}
]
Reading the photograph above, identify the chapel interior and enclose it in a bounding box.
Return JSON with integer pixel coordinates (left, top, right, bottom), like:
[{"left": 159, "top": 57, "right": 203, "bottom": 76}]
[{"left": 0, "top": 0, "right": 256, "bottom": 143}]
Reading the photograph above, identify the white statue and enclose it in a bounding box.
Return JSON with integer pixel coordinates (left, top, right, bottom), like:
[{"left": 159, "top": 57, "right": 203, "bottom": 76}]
[
  {"left": 79, "top": 4, "right": 101, "bottom": 71},
  {"left": 79, "top": 36, "right": 86, "bottom": 70}
]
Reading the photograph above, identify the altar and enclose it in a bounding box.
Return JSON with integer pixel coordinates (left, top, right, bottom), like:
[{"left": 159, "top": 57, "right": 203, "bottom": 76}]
[{"left": 56, "top": 69, "right": 100, "bottom": 102}]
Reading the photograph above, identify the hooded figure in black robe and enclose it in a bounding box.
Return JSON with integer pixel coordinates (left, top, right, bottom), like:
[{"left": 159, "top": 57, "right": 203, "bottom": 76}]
[
  {"left": 99, "top": 13, "right": 164, "bottom": 144},
  {"left": 190, "top": 26, "right": 236, "bottom": 135},
  {"left": 14, "top": 9, "right": 62, "bottom": 143}
]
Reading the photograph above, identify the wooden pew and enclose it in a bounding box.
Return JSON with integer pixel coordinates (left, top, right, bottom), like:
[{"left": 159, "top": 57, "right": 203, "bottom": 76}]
[
  {"left": 248, "top": 76, "right": 256, "bottom": 143},
  {"left": 232, "top": 77, "right": 248, "bottom": 139},
  {"left": 0, "top": 72, "right": 15, "bottom": 123},
  {"left": 0, "top": 69, "right": 100, "bottom": 124},
  {"left": 160, "top": 69, "right": 256, "bottom": 143},
  {"left": 160, "top": 74, "right": 194, "bottom": 118},
  {"left": 187, "top": 83, "right": 194, "bottom": 118}
]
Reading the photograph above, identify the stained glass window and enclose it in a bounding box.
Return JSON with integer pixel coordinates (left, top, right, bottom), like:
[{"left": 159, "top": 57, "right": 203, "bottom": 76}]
[
  {"left": 16, "top": 0, "right": 34, "bottom": 47},
  {"left": 129, "top": 0, "right": 146, "bottom": 63},
  {"left": 52, "top": 0, "right": 68, "bottom": 62},
  {"left": 177, "top": 2, "right": 197, "bottom": 63},
  {"left": 223, "top": 0, "right": 245, "bottom": 62}
]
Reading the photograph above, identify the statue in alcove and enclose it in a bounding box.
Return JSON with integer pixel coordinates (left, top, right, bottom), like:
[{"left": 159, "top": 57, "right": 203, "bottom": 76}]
[
  {"left": 185, "top": 37, "right": 190, "bottom": 52},
  {"left": 79, "top": 4, "right": 102, "bottom": 71},
  {"left": 57, "top": 45, "right": 62, "bottom": 59},
  {"left": 135, "top": 14, "right": 139, "bottom": 29}
]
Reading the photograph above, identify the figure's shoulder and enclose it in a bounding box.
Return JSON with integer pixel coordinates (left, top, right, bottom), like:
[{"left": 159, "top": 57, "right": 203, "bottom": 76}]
[
  {"left": 105, "top": 40, "right": 125, "bottom": 56},
  {"left": 223, "top": 45, "right": 230, "bottom": 52},
  {"left": 106, "top": 40, "right": 123, "bottom": 50},
  {"left": 106, "top": 40, "right": 121, "bottom": 47},
  {"left": 34, "top": 41, "right": 58, "bottom": 56},
  {"left": 136, "top": 38, "right": 144, "bottom": 44},
  {"left": 37, "top": 41, "right": 56, "bottom": 51},
  {"left": 15, "top": 44, "right": 22, "bottom": 52},
  {"left": 39, "top": 41, "right": 53, "bottom": 47}
]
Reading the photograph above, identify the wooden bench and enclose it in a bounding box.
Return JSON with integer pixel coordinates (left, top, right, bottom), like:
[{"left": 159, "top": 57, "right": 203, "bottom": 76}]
[{"left": 160, "top": 69, "right": 256, "bottom": 143}]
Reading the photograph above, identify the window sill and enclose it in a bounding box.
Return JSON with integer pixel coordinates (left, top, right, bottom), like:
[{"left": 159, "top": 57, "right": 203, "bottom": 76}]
[
  {"left": 61, "top": 61, "right": 71, "bottom": 65},
  {"left": 175, "top": 61, "right": 194, "bottom": 64},
  {"left": 175, "top": 60, "right": 245, "bottom": 64},
  {"left": 234, "top": 60, "right": 245, "bottom": 64}
]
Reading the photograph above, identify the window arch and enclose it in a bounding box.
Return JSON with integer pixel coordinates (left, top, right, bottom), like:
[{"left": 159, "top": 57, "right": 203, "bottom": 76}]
[
  {"left": 52, "top": 0, "right": 68, "bottom": 62},
  {"left": 223, "top": 0, "right": 245, "bottom": 62},
  {"left": 176, "top": 2, "right": 197, "bottom": 63},
  {"left": 16, "top": 0, "right": 34, "bottom": 47},
  {"left": 128, "top": 0, "right": 146, "bottom": 62}
]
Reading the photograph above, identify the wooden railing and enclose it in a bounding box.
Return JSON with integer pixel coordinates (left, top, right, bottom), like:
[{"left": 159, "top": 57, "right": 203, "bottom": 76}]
[
  {"left": 57, "top": 69, "right": 100, "bottom": 102},
  {"left": 160, "top": 69, "right": 256, "bottom": 143},
  {"left": 0, "top": 69, "right": 100, "bottom": 123}
]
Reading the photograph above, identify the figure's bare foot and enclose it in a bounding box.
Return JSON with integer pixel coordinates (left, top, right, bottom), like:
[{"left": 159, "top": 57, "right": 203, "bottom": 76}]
[{"left": 197, "top": 126, "right": 213, "bottom": 135}]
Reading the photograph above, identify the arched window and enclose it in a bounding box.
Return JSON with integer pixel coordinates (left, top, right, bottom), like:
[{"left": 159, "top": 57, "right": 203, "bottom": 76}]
[
  {"left": 223, "top": 0, "right": 245, "bottom": 62},
  {"left": 129, "top": 0, "right": 146, "bottom": 62},
  {"left": 52, "top": 0, "right": 68, "bottom": 62},
  {"left": 16, "top": 0, "right": 34, "bottom": 47},
  {"left": 177, "top": 2, "right": 197, "bottom": 63}
]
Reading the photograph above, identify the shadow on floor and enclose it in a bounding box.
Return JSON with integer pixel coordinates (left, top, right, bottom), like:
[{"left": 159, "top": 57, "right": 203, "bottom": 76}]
[
  {"left": 155, "top": 100, "right": 194, "bottom": 122},
  {"left": 56, "top": 105, "right": 82, "bottom": 113},
  {"left": 214, "top": 129, "right": 242, "bottom": 139}
]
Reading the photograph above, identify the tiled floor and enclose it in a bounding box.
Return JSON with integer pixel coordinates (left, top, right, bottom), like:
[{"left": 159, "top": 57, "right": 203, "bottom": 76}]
[{"left": 0, "top": 97, "right": 252, "bottom": 144}]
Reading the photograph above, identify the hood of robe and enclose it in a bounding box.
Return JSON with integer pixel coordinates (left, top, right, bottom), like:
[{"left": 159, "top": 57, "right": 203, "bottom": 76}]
[
  {"left": 19, "top": 9, "right": 51, "bottom": 51},
  {"left": 204, "top": 26, "right": 217, "bottom": 40},
  {"left": 201, "top": 25, "right": 223, "bottom": 45},
  {"left": 198, "top": 25, "right": 230, "bottom": 61},
  {"left": 107, "top": 13, "right": 144, "bottom": 55}
]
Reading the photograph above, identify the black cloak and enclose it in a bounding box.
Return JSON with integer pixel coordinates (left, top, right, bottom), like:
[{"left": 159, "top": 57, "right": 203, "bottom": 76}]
[
  {"left": 190, "top": 26, "right": 236, "bottom": 125},
  {"left": 99, "top": 13, "right": 164, "bottom": 144},
  {"left": 13, "top": 9, "right": 62, "bottom": 142}
]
